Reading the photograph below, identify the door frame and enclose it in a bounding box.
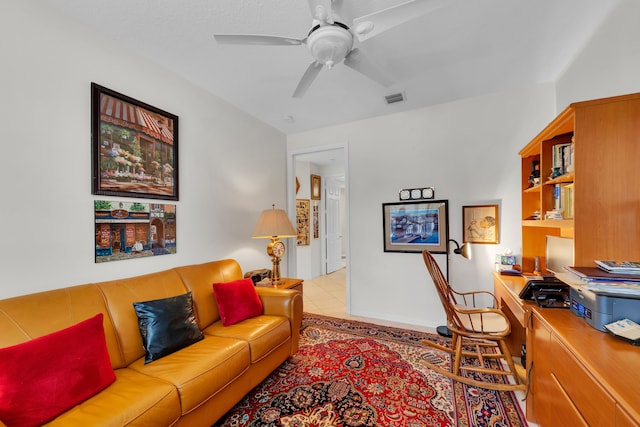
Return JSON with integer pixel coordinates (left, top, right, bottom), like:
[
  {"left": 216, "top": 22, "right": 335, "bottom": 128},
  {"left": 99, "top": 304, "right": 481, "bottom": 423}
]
[{"left": 286, "top": 143, "right": 350, "bottom": 313}]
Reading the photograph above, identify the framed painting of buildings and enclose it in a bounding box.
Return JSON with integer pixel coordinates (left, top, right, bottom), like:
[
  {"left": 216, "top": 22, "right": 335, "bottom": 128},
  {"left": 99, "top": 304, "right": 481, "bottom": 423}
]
[
  {"left": 91, "top": 83, "right": 179, "bottom": 201},
  {"left": 382, "top": 200, "right": 449, "bottom": 253},
  {"left": 95, "top": 200, "right": 176, "bottom": 263}
]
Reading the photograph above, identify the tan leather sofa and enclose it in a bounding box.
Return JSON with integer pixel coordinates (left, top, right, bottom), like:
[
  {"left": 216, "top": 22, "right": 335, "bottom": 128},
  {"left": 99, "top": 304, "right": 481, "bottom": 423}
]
[{"left": 0, "top": 259, "right": 303, "bottom": 427}]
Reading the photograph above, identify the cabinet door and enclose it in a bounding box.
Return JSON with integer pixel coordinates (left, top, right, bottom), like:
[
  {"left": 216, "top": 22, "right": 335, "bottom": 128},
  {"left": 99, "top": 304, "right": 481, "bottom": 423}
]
[
  {"left": 549, "top": 374, "right": 589, "bottom": 427},
  {"left": 617, "top": 406, "right": 640, "bottom": 427},
  {"left": 529, "top": 313, "right": 552, "bottom": 425},
  {"left": 573, "top": 97, "right": 640, "bottom": 264}
]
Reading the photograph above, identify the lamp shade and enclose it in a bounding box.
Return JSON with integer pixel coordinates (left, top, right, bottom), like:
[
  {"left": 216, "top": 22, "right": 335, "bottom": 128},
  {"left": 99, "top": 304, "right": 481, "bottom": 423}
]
[
  {"left": 449, "top": 239, "right": 472, "bottom": 260},
  {"left": 251, "top": 205, "right": 296, "bottom": 239}
]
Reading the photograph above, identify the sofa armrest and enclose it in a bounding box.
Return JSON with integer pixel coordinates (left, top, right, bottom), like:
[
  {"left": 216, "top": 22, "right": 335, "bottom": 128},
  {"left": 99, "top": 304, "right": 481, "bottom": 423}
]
[{"left": 255, "top": 288, "right": 303, "bottom": 353}]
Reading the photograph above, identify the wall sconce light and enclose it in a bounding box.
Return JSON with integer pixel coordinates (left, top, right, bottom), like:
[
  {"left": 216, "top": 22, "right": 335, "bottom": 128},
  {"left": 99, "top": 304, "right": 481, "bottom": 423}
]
[
  {"left": 251, "top": 204, "right": 297, "bottom": 285},
  {"left": 399, "top": 187, "right": 435, "bottom": 201},
  {"left": 449, "top": 239, "right": 471, "bottom": 260}
]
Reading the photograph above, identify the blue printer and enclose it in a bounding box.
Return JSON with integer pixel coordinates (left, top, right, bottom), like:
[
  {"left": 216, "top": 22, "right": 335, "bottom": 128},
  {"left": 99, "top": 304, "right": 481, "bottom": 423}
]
[{"left": 570, "top": 285, "right": 640, "bottom": 331}]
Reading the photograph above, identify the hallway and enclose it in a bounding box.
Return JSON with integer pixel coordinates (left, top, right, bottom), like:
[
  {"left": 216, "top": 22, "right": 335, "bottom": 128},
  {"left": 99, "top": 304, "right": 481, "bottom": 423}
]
[{"left": 301, "top": 268, "right": 436, "bottom": 333}]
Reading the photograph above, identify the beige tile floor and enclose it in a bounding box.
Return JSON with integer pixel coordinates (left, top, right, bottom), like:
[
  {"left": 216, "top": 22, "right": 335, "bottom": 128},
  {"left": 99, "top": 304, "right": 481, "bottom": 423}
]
[{"left": 301, "top": 267, "right": 533, "bottom": 421}]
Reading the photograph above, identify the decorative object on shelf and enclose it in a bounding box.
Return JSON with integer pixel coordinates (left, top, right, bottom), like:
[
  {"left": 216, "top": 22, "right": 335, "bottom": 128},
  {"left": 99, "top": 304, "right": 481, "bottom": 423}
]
[
  {"left": 399, "top": 187, "right": 435, "bottom": 201},
  {"left": 251, "top": 204, "right": 297, "bottom": 285},
  {"left": 95, "top": 200, "right": 176, "bottom": 263},
  {"left": 544, "top": 209, "right": 563, "bottom": 220},
  {"left": 528, "top": 160, "right": 541, "bottom": 187},
  {"left": 296, "top": 199, "right": 310, "bottom": 246},
  {"left": 91, "top": 83, "right": 179, "bottom": 201},
  {"left": 296, "top": 177, "right": 300, "bottom": 194},
  {"left": 311, "top": 175, "right": 321, "bottom": 200},
  {"left": 462, "top": 204, "right": 499, "bottom": 244},
  {"left": 382, "top": 200, "right": 448, "bottom": 253}
]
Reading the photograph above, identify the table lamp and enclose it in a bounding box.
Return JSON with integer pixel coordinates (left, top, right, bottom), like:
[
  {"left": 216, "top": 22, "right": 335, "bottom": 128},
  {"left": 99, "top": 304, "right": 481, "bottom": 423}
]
[{"left": 251, "top": 204, "right": 297, "bottom": 285}]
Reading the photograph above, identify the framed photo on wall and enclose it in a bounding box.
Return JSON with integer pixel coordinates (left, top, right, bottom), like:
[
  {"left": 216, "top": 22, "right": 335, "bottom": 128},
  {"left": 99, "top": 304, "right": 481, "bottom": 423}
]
[
  {"left": 311, "top": 174, "right": 321, "bottom": 200},
  {"left": 382, "top": 200, "right": 449, "bottom": 253},
  {"left": 462, "top": 204, "right": 499, "bottom": 244},
  {"left": 91, "top": 83, "right": 179, "bottom": 201}
]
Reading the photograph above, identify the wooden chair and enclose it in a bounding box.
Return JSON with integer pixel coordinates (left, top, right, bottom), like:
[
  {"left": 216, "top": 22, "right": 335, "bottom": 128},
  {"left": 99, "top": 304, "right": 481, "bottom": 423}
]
[{"left": 421, "top": 250, "right": 526, "bottom": 391}]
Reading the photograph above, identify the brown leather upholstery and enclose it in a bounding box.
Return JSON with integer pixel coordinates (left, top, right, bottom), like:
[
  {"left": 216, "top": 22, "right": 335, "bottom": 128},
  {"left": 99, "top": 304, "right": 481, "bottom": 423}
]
[{"left": 0, "top": 259, "right": 302, "bottom": 427}]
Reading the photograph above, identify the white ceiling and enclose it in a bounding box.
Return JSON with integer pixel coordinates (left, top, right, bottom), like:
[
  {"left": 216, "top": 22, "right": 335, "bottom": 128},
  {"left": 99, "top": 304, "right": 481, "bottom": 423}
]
[{"left": 46, "top": 0, "right": 617, "bottom": 135}]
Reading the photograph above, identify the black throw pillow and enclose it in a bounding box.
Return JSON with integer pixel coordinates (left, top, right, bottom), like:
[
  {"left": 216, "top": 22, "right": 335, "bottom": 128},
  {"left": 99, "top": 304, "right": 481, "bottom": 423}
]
[{"left": 133, "top": 292, "right": 204, "bottom": 363}]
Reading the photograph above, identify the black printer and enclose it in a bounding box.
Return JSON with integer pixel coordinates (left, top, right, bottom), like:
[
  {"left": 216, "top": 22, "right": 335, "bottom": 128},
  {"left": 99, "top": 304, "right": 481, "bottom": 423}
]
[{"left": 519, "top": 276, "right": 570, "bottom": 308}]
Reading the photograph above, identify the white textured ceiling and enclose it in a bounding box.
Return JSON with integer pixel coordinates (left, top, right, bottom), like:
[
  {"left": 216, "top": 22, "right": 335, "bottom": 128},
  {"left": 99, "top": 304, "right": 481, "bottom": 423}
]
[{"left": 45, "top": 0, "right": 618, "bottom": 134}]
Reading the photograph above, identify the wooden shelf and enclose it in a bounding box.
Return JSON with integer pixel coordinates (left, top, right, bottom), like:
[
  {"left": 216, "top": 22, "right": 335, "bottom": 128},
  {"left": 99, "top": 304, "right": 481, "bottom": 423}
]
[
  {"left": 523, "top": 185, "right": 541, "bottom": 193},
  {"left": 522, "top": 219, "right": 574, "bottom": 228},
  {"left": 544, "top": 172, "right": 575, "bottom": 185}
]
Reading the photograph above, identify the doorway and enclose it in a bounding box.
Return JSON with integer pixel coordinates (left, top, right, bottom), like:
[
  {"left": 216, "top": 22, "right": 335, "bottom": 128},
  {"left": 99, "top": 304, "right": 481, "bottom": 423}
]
[{"left": 287, "top": 144, "right": 349, "bottom": 314}]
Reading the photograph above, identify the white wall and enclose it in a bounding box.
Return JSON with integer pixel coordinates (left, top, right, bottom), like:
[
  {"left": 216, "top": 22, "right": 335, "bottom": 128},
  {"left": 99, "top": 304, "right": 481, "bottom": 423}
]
[
  {"left": 0, "top": 1, "right": 287, "bottom": 299},
  {"left": 556, "top": 0, "right": 640, "bottom": 110},
  {"left": 287, "top": 0, "right": 640, "bottom": 329},
  {"left": 288, "top": 85, "right": 556, "bottom": 327}
]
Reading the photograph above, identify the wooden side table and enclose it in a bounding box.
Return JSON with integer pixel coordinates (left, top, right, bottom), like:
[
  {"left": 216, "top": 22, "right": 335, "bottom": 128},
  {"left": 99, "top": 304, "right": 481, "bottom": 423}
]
[
  {"left": 256, "top": 277, "right": 303, "bottom": 293},
  {"left": 273, "top": 278, "right": 303, "bottom": 293}
]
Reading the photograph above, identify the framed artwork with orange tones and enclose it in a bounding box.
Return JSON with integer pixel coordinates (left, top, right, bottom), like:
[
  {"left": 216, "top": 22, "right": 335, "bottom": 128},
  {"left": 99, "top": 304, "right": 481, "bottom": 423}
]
[{"left": 92, "top": 83, "right": 179, "bottom": 201}]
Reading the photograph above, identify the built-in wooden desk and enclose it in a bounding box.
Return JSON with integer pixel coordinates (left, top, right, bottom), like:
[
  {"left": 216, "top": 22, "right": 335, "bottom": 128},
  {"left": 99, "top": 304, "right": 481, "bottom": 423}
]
[{"left": 494, "top": 272, "right": 640, "bottom": 426}]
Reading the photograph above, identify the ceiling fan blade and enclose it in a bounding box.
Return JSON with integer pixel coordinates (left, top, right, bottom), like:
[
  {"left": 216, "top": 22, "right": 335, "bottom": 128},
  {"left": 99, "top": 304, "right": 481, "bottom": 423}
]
[
  {"left": 214, "top": 34, "right": 304, "bottom": 46},
  {"left": 343, "top": 48, "right": 392, "bottom": 87},
  {"left": 307, "top": 0, "right": 334, "bottom": 24},
  {"left": 352, "top": 0, "right": 446, "bottom": 42},
  {"left": 293, "top": 61, "right": 324, "bottom": 98}
]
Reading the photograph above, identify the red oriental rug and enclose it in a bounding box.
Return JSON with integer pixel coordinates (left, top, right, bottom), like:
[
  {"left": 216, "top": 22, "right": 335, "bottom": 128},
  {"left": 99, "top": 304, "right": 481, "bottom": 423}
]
[{"left": 213, "top": 313, "right": 528, "bottom": 427}]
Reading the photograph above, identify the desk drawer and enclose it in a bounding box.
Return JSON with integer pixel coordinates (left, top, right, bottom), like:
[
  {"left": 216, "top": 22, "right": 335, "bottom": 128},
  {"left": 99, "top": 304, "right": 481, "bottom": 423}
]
[{"left": 551, "top": 334, "right": 615, "bottom": 425}]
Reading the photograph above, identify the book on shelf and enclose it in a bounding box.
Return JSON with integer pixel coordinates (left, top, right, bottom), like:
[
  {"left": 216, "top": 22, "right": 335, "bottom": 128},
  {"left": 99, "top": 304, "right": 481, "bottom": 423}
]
[
  {"left": 595, "top": 260, "right": 640, "bottom": 274},
  {"left": 552, "top": 142, "right": 573, "bottom": 175},
  {"left": 553, "top": 183, "right": 574, "bottom": 218}
]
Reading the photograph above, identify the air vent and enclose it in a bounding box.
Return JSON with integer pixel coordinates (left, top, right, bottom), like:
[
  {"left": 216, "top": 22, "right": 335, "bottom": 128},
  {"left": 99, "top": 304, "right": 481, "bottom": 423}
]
[{"left": 384, "top": 92, "right": 405, "bottom": 105}]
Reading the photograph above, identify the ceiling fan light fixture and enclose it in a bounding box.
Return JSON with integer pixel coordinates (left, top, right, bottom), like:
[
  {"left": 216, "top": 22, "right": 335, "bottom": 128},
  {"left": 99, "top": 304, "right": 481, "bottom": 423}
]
[{"left": 307, "top": 25, "right": 353, "bottom": 69}]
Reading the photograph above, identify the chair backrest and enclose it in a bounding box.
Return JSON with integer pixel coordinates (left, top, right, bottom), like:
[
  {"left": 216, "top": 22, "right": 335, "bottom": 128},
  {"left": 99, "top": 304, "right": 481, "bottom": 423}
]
[{"left": 422, "top": 250, "right": 464, "bottom": 331}]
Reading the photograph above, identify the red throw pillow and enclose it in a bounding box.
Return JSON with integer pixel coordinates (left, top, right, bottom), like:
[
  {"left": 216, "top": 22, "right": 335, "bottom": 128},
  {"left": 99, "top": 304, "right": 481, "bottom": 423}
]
[
  {"left": 213, "top": 278, "right": 264, "bottom": 326},
  {"left": 0, "top": 313, "right": 116, "bottom": 427}
]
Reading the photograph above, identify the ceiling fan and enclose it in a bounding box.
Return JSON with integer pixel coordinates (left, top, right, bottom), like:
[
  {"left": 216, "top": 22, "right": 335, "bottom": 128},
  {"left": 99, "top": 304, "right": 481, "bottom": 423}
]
[{"left": 214, "top": 0, "right": 445, "bottom": 98}]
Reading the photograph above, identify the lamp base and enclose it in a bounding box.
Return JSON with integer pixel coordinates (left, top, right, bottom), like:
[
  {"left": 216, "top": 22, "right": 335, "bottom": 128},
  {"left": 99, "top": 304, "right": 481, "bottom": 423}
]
[{"left": 436, "top": 325, "right": 453, "bottom": 338}]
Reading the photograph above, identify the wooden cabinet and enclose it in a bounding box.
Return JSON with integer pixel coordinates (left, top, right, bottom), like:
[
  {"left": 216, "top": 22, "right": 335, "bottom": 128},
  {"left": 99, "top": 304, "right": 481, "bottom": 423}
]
[
  {"left": 494, "top": 274, "right": 640, "bottom": 426},
  {"left": 519, "top": 92, "right": 640, "bottom": 273},
  {"left": 528, "top": 308, "right": 639, "bottom": 427}
]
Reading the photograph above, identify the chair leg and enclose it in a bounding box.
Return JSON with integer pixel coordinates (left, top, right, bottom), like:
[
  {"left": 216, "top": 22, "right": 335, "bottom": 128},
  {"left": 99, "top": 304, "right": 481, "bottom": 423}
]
[
  {"left": 452, "top": 334, "right": 463, "bottom": 376},
  {"left": 497, "top": 339, "right": 521, "bottom": 385}
]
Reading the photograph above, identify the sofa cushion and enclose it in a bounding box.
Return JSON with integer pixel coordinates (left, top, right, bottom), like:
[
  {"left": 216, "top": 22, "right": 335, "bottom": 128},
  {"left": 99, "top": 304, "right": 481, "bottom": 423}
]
[
  {"left": 213, "top": 278, "right": 263, "bottom": 326},
  {"left": 0, "top": 313, "right": 116, "bottom": 427},
  {"left": 205, "top": 315, "right": 290, "bottom": 363},
  {"left": 46, "top": 368, "right": 181, "bottom": 426},
  {"left": 133, "top": 292, "right": 204, "bottom": 363},
  {"left": 128, "top": 335, "right": 251, "bottom": 414}
]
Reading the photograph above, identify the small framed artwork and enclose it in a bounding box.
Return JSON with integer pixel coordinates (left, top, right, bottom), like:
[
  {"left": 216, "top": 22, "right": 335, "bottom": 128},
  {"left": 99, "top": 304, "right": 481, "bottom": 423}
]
[
  {"left": 91, "top": 83, "right": 179, "bottom": 201},
  {"left": 311, "top": 174, "right": 321, "bottom": 200},
  {"left": 462, "top": 204, "right": 499, "bottom": 244},
  {"left": 296, "top": 199, "right": 310, "bottom": 246},
  {"left": 382, "top": 200, "right": 449, "bottom": 253},
  {"left": 313, "top": 202, "right": 319, "bottom": 239},
  {"left": 95, "top": 200, "right": 176, "bottom": 263}
]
